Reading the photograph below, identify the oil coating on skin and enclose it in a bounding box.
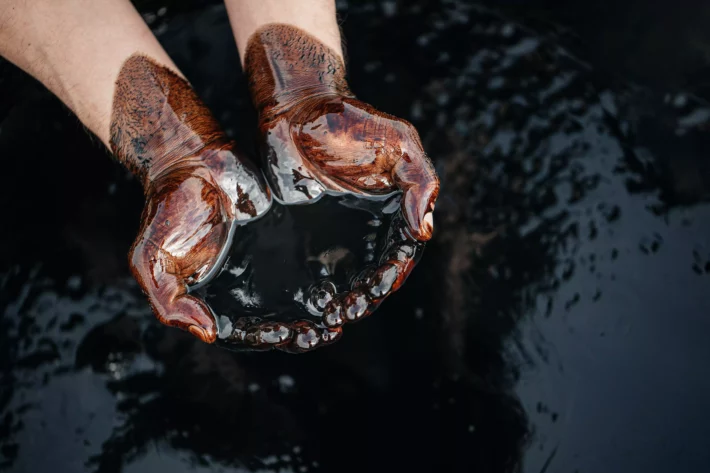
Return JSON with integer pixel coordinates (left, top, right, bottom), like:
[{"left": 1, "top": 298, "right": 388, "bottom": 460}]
[
  {"left": 244, "top": 24, "right": 440, "bottom": 242},
  {"left": 203, "top": 23, "right": 440, "bottom": 352},
  {"left": 110, "top": 54, "right": 271, "bottom": 344},
  {"left": 111, "top": 45, "right": 436, "bottom": 352}
]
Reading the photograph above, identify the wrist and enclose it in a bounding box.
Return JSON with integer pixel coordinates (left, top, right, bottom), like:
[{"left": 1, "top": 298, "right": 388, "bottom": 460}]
[
  {"left": 110, "top": 55, "right": 228, "bottom": 189},
  {"left": 244, "top": 23, "right": 353, "bottom": 120}
]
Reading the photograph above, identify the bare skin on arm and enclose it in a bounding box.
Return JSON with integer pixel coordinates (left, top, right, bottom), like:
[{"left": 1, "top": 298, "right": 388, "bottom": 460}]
[
  {"left": 226, "top": 0, "right": 344, "bottom": 63},
  {"left": 0, "top": 0, "right": 440, "bottom": 350},
  {"left": 0, "top": 0, "right": 272, "bottom": 343},
  {"left": 0, "top": 0, "right": 178, "bottom": 146}
]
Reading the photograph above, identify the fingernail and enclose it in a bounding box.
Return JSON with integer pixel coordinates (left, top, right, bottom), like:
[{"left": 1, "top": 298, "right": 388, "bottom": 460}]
[
  {"left": 284, "top": 321, "right": 321, "bottom": 353},
  {"left": 422, "top": 211, "right": 434, "bottom": 238}
]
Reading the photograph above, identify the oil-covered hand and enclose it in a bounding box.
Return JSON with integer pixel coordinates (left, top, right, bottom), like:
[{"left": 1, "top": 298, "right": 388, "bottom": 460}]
[
  {"left": 110, "top": 55, "right": 271, "bottom": 344},
  {"left": 228, "top": 24, "right": 438, "bottom": 351},
  {"left": 244, "top": 24, "right": 440, "bottom": 242},
  {"left": 231, "top": 24, "right": 438, "bottom": 351}
]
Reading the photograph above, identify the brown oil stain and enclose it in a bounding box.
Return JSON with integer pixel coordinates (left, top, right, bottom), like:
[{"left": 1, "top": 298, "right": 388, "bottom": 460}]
[
  {"left": 245, "top": 24, "right": 440, "bottom": 241},
  {"left": 110, "top": 55, "right": 271, "bottom": 344}
]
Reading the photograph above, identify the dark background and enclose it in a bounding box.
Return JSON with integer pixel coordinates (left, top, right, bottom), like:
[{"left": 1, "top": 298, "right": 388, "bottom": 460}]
[{"left": 2, "top": 0, "right": 710, "bottom": 472}]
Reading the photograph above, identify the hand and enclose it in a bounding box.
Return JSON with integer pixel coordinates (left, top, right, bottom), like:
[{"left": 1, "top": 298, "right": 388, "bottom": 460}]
[
  {"left": 215, "top": 24, "right": 440, "bottom": 352},
  {"left": 245, "top": 24, "right": 440, "bottom": 242},
  {"left": 111, "top": 55, "right": 271, "bottom": 343}
]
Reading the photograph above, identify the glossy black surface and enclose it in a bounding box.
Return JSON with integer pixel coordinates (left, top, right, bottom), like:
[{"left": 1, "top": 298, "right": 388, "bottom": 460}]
[
  {"left": 2, "top": 1, "right": 710, "bottom": 472},
  {"left": 200, "top": 196, "right": 401, "bottom": 323}
]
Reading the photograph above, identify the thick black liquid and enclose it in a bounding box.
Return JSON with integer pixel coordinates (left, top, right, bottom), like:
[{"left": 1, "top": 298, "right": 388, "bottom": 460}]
[{"left": 197, "top": 195, "right": 402, "bottom": 324}]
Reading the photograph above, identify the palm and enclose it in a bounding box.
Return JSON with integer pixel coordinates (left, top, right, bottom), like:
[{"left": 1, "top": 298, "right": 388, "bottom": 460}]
[{"left": 261, "top": 95, "right": 438, "bottom": 241}]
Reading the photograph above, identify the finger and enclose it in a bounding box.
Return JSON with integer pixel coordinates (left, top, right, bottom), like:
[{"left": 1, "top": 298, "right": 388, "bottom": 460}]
[
  {"left": 321, "top": 290, "right": 374, "bottom": 327},
  {"left": 221, "top": 317, "right": 293, "bottom": 350},
  {"left": 129, "top": 237, "right": 218, "bottom": 344},
  {"left": 278, "top": 320, "right": 343, "bottom": 354},
  {"left": 391, "top": 148, "right": 439, "bottom": 241},
  {"left": 362, "top": 216, "right": 424, "bottom": 299},
  {"left": 216, "top": 316, "right": 342, "bottom": 353},
  {"left": 323, "top": 228, "right": 424, "bottom": 328}
]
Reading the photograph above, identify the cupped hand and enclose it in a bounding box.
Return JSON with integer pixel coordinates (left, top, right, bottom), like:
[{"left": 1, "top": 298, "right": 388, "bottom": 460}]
[
  {"left": 245, "top": 24, "right": 440, "bottom": 242},
  {"left": 208, "top": 25, "right": 440, "bottom": 352},
  {"left": 111, "top": 55, "right": 271, "bottom": 343}
]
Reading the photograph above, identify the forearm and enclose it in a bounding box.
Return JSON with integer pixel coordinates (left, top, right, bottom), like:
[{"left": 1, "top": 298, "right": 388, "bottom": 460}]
[
  {"left": 224, "top": 0, "right": 343, "bottom": 64},
  {"left": 0, "top": 0, "right": 178, "bottom": 147}
]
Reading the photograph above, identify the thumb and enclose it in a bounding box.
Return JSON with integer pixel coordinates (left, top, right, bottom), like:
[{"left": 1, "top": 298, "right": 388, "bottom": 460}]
[
  {"left": 391, "top": 148, "right": 439, "bottom": 241},
  {"left": 129, "top": 226, "right": 218, "bottom": 343}
]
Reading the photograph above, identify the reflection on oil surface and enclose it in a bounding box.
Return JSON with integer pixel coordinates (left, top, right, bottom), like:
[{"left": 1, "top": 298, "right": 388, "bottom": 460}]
[
  {"left": 200, "top": 195, "right": 425, "bottom": 352},
  {"left": 202, "top": 195, "right": 400, "bottom": 323},
  {"left": 2, "top": 1, "right": 710, "bottom": 472}
]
